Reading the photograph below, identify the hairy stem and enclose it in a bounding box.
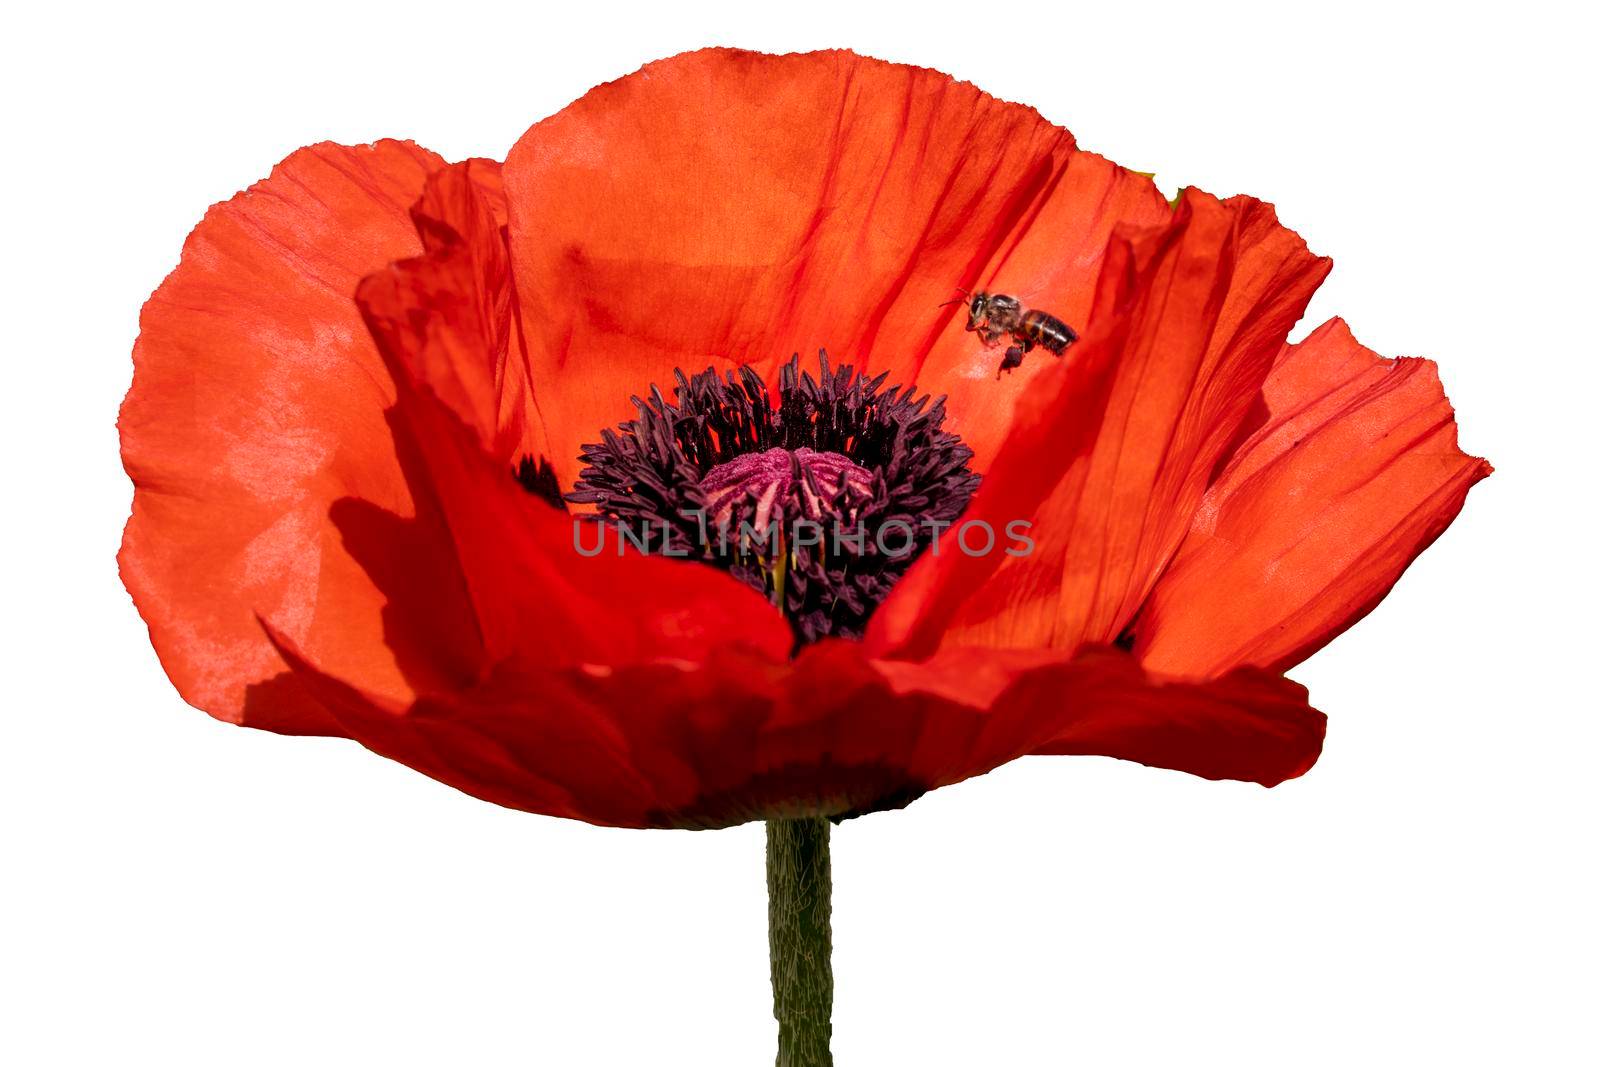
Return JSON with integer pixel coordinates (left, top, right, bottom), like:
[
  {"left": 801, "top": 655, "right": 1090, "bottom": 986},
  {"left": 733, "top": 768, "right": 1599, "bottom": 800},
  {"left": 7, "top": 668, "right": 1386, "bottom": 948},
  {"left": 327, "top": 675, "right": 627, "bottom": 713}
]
[{"left": 767, "top": 817, "right": 833, "bottom": 1067}]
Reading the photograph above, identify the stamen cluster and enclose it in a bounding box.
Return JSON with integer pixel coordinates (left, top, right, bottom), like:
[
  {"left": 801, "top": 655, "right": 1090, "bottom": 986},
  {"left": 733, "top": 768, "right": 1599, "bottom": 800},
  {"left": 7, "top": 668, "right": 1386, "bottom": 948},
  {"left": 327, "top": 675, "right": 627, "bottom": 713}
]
[{"left": 564, "top": 352, "right": 980, "bottom": 645}]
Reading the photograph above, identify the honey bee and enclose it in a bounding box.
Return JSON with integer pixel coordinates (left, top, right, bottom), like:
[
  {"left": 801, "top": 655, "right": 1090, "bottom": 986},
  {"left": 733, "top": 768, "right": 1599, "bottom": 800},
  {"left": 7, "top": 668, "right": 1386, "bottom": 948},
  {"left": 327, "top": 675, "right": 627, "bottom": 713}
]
[{"left": 948, "top": 289, "right": 1079, "bottom": 377}]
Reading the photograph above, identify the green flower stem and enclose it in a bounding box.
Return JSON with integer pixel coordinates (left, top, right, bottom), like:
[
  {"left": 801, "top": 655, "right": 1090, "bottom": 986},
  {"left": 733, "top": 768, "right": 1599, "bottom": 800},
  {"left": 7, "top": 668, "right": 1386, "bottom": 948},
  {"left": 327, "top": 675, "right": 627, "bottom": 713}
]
[{"left": 767, "top": 817, "right": 833, "bottom": 1066}]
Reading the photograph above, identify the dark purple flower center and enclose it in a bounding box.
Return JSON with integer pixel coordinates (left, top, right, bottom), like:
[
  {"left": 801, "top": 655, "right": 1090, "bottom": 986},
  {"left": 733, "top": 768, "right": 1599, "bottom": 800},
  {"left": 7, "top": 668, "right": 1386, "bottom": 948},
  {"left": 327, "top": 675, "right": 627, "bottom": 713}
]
[{"left": 556, "top": 352, "right": 980, "bottom": 648}]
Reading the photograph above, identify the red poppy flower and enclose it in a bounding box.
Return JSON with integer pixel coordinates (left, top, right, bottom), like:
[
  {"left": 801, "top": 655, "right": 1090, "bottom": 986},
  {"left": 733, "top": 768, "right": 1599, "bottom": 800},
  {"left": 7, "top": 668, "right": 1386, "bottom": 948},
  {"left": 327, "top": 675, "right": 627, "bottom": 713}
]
[{"left": 119, "top": 47, "right": 1487, "bottom": 1062}]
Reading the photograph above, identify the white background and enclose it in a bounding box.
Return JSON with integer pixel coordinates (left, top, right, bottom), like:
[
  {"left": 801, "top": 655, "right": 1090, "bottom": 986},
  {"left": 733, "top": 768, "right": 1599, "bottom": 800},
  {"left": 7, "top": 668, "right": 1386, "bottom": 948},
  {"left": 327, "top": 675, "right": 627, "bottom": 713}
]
[{"left": 4, "top": 1, "right": 1596, "bottom": 1064}]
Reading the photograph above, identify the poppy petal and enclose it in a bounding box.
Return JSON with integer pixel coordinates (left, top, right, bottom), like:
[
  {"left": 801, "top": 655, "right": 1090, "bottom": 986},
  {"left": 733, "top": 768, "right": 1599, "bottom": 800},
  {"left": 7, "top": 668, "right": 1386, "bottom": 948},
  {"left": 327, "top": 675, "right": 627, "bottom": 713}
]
[
  {"left": 911, "top": 151, "right": 1171, "bottom": 466},
  {"left": 1016, "top": 656, "right": 1325, "bottom": 786},
  {"left": 261, "top": 621, "right": 641, "bottom": 824},
  {"left": 265, "top": 612, "right": 1319, "bottom": 829},
  {"left": 119, "top": 140, "right": 445, "bottom": 732},
  {"left": 1136, "top": 318, "right": 1492, "bottom": 676},
  {"left": 261, "top": 625, "right": 940, "bottom": 829},
  {"left": 353, "top": 195, "right": 794, "bottom": 673},
  {"left": 499, "top": 48, "right": 1170, "bottom": 483},
  {"left": 364, "top": 158, "right": 557, "bottom": 468},
  {"left": 871, "top": 190, "right": 1331, "bottom": 660},
  {"left": 880, "top": 645, "right": 1325, "bottom": 787},
  {"left": 356, "top": 371, "right": 794, "bottom": 672}
]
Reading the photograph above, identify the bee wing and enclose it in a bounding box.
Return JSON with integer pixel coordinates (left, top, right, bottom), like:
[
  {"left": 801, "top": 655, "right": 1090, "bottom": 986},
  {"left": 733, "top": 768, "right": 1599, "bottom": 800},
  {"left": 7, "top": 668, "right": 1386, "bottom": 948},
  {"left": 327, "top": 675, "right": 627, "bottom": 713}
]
[{"left": 986, "top": 277, "right": 1053, "bottom": 312}]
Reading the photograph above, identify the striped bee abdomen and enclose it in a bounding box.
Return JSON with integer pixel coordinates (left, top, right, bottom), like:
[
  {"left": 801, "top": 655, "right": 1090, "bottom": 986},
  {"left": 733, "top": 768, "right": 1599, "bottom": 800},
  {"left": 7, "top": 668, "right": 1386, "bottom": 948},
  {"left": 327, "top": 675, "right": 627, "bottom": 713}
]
[{"left": 1020, "top": 309, "right": 1078, "bottom": 354}]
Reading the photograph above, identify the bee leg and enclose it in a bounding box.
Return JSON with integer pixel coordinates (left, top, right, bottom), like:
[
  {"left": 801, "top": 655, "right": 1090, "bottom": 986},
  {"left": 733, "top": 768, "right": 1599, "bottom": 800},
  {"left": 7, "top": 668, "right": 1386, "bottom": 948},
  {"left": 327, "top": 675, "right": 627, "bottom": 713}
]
[
  {"left": 979, "top": 323, "right": 1007, "bottom": 347},
  {"left": 996, "top": 333, "right": 1037, "bottom": 378}
]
